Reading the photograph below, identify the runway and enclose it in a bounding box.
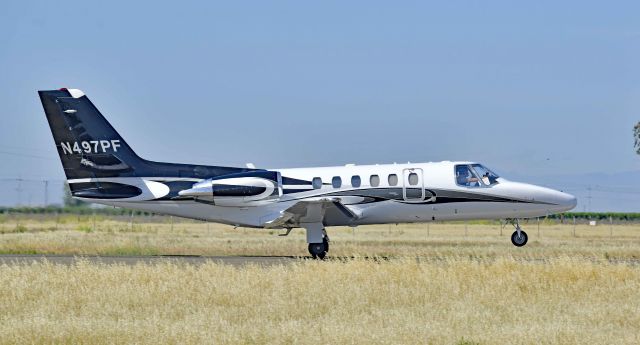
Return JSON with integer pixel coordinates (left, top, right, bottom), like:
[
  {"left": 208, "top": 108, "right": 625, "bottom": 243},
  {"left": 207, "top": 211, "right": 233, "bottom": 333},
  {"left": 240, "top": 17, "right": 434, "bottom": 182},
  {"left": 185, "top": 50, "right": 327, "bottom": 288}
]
[
  {"left": 1, "top": 254, "right": 638, "bottom": 267},
  {"left": 0, "top": 254, "right": 299, "bottom": 266}
]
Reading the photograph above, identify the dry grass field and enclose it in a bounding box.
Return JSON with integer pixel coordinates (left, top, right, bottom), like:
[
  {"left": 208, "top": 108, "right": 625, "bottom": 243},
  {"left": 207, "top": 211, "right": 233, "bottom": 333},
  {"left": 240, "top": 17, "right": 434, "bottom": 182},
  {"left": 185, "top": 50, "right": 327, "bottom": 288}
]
[
  {"left": 0, "top": 214, "right": 639, "bottom": 260},
  {"left": 1, "top": 258, "right": 639, "bottom": 345},
  {"left": 0, "top": 215, "right": 639, "bottom": 344}
]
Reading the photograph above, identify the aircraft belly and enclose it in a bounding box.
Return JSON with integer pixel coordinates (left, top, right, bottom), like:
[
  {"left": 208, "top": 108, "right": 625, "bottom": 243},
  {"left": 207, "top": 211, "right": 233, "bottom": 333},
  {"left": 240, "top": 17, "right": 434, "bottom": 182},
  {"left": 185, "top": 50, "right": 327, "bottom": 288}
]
[
  {"left": 324, "top": 201, "right": 433, "bottom": 226},
  {"left": 327, "top": 200, "right": 555, "bottom": 226},
  {"left": 434, "top": 202, "right": 553, "bottom": 220}
]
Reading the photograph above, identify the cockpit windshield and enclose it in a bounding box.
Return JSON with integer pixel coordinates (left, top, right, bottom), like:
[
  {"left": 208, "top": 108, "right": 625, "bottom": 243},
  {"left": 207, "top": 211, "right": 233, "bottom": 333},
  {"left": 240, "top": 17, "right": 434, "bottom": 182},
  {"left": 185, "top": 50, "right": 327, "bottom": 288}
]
[{"left": 455, "top": 164, "right": 500, "bottom": 187}]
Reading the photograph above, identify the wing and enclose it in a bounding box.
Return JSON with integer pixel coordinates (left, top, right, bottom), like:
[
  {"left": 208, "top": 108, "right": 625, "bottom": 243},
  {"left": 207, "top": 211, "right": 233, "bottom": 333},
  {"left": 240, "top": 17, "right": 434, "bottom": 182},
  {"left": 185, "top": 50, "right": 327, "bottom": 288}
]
[{"left": 263, "top": 198, "right": 360, "bottom": 229}]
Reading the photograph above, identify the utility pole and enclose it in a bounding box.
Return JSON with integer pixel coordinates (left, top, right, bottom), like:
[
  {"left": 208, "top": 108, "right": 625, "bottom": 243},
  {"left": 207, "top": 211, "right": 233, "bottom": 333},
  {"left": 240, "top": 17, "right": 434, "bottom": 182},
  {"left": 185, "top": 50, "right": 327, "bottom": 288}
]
[
  {"left": 15, "top": 178, "right": 23, "bottom": 206},
  {"left": 43, "top": 180, "right": 49, "bottom": 207},
  {"left": 609, "top": 216, "right": 613, "bottom": 238}
]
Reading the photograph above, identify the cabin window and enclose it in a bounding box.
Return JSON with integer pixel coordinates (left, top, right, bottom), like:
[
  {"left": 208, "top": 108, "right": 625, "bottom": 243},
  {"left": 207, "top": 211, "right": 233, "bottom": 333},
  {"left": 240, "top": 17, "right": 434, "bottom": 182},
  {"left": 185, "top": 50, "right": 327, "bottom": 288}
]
[
  {"left": 388, "top": 174, "right": 398, "bottom": 186},
  {"left": 312, "top": 177, "right": 322, "bottom": 189},
  {"left": 370, "top": 175, "right": 380, "bottom": 187},
  {"left": 408, "top": 172, "right": 419, "bottom": 185},
  {"left": 332, "top": 176, "right": 342, "bottom": 188},
  {"left": 351, "top": 175, "right": 361, "bottom": 187}
]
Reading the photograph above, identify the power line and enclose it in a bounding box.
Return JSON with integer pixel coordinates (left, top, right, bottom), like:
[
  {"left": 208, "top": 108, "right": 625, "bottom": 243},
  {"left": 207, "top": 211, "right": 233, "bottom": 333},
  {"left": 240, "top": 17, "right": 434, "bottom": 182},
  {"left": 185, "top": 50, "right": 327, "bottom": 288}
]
[
  {"left": 0, "top": 150, "right": 56, "bottom": 160},
  {"left": 0, "top": 178, "right": 65, "bottom": 207},
  {"left": 0, "top": 178, "right": 65, "bottom": 182}
]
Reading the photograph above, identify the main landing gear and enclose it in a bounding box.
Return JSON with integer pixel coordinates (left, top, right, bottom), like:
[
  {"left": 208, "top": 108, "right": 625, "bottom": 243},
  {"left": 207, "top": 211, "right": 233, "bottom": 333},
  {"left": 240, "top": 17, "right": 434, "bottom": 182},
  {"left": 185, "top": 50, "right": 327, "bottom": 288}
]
[
  {"left": 509, "top": 219, "right": 528, "bottom": 247},
  {"left": 303, "top": 223, "right": 330, "bottom": 259},
  {"left": 308, "top": 235, "right": 330, "bottom": 259}
]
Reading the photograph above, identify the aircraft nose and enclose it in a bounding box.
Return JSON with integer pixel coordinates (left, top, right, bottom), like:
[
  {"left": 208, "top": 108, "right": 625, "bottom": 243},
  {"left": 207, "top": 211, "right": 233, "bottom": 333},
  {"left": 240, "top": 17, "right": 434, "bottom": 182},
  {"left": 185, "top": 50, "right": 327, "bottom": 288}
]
[
  {"left": 543, "top": 188, "right": 577, "bottom": 212},
  {"left": 558, "top": 192, "right": 577, "bottom": 210},
  {"left": 496, "top": 181, "right": 577, "bottom": 214}
]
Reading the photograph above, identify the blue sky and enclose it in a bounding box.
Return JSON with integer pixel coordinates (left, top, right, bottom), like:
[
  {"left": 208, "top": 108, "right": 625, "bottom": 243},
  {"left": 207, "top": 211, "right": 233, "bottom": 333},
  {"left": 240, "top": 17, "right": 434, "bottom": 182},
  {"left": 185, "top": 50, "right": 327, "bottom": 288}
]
[{"left": 0, "top": 1, "right": 638, "bottom": 210}]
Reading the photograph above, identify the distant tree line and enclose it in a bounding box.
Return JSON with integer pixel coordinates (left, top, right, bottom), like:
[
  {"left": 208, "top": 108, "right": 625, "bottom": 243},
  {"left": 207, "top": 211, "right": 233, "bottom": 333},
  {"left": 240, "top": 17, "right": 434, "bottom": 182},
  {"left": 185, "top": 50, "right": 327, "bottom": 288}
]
[
  {"left": 1, "top": 206, "right": 639, "bottom": 221},
  {"left": 547, "top": 212, "right": 640, "bottom": 221},
  {"left": 0, "top": 206, "right": 155, "bottom": 216},
  {"left": 635, "top": 121, "right": 640, "bottom": 155}
]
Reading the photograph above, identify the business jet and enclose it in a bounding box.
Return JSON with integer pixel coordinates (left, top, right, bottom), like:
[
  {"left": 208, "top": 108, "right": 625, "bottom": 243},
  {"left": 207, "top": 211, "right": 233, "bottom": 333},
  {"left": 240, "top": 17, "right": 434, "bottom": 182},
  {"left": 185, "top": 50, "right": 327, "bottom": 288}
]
[{"left": 39, "top": 88, "right": 577, "bottom": 258}]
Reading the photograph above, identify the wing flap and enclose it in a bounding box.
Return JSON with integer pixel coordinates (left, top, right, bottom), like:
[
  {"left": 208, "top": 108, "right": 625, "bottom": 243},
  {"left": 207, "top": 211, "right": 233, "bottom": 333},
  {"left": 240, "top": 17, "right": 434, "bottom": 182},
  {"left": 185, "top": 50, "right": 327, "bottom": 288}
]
[{"left": 262, "top": 198, "right": 359, "bottom": 228}]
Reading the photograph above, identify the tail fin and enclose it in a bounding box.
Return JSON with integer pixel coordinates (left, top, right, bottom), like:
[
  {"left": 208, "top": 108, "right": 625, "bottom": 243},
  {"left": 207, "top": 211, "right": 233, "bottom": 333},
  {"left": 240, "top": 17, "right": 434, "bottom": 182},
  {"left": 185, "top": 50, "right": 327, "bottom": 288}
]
[
  {"left": 39, "top": 88, "right": 249, "bottom": 182},
  {"left": 39, "top": 88, "right": 144, "bottom": 180}
]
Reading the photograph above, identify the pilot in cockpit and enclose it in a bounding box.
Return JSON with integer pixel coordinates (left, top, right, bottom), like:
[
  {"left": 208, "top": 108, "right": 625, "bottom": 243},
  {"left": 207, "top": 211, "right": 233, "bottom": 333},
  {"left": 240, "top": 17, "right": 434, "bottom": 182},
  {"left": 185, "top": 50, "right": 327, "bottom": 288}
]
[{"left": 456, "top": 165, "right": 480, "bottom": 187}]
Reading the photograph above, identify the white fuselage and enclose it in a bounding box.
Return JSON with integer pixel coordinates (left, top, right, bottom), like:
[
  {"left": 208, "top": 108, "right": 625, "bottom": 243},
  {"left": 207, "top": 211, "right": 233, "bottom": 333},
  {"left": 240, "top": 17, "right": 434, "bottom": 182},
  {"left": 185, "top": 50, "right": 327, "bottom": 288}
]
[{"left": 80, "top": 161, "right": 577, "bottom": 228}]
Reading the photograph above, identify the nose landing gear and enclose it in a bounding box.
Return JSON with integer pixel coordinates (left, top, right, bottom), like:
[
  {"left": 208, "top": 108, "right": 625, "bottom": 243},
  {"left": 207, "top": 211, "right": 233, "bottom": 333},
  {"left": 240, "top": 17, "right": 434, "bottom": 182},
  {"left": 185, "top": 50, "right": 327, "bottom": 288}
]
[
  {"left": 511, "top": 229, "right": 528, "bottom": 246},
  {"left": 509, "top": 219, "right": 528, "bottom": 247}
]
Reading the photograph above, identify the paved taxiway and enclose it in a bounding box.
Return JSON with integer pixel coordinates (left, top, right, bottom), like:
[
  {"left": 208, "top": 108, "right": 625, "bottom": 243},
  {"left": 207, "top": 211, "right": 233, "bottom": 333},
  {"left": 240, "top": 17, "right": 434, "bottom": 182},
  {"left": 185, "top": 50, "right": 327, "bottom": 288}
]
[
  {"left": 2, "top": 255, "right": 637, "bottom": 266},
  {"left": 0, "top": 255, "right": 298, "bottom": 266}
]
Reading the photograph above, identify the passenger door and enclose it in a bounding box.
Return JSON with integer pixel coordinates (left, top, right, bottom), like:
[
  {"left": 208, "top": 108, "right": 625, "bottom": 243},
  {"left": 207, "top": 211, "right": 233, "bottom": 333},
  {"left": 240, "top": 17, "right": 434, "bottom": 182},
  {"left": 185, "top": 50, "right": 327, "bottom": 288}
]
[{"left": 402, "top": 168, "right": 424, "bottom": 201}]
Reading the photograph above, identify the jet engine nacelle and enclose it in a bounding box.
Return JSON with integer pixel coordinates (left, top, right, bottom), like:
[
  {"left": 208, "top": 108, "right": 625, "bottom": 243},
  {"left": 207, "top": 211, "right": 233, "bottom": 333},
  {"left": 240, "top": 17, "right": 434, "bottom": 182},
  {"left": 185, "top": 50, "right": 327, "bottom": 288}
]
[{"left": 178, "top": 170, "right": 282, "bottom": 206}]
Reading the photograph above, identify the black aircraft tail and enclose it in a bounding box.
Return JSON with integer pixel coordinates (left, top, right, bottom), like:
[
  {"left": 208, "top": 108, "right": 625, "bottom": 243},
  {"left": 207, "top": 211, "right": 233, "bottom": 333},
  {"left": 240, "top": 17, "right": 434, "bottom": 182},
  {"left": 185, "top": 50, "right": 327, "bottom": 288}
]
[{"left": 39, "top": 88, "right": 250, "bottom": 182}]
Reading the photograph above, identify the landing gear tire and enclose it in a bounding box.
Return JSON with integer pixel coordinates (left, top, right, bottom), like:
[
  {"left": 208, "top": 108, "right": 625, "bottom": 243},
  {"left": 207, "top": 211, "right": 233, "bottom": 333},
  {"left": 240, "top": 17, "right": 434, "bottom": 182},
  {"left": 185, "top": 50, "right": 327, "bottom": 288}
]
[
  {"left": 308, "top": 242, "right": 327, "bottom": 259},
  {"left": 323, "top": 235, "right": 329, "bottom": 253},
  {"left": 308, "top": 235, "right": 330, "bottom": 259},
  {"left": 511, "top": 230, "right": 528, "bottom": 247}
]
